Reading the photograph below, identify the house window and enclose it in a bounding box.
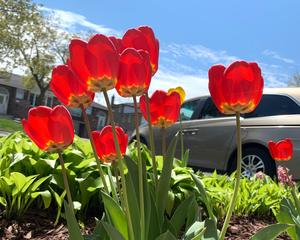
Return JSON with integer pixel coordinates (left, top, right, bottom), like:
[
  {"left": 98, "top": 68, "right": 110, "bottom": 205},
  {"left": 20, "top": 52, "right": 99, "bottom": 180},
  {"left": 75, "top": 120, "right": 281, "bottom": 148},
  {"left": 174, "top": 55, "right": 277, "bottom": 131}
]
[
  {"left": 16, "top": 89, "right": 24, "bottom": 100},
  {"left": 29, "top": 93, "right": 36, "bottom": 106},
  {"left": 97, "top": 114, "right": 106, "bottom": 129},
  {"left": 86, "top": 107, "right": 92, "bottom": 115},
  {"left": 68, "top": 108, "right": 82, "bottom": 117},
  {"left": 45, "top": 96, "right": 53, "bottom": 107}
]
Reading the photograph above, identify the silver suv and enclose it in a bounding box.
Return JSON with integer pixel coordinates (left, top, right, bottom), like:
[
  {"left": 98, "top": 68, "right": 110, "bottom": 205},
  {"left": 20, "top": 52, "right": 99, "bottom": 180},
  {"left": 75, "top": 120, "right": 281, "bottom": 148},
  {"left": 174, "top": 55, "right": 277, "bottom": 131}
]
[{"left": 132, "top": 88, "right": 300, "bottom": 178}]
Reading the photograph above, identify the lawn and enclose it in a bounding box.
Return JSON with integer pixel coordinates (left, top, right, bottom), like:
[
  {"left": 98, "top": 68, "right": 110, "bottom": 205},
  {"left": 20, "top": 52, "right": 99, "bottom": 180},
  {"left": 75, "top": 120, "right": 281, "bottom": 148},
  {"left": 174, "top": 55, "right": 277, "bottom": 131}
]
[{"left": 0, "top": 117, "right": 23, "bottom": 132}]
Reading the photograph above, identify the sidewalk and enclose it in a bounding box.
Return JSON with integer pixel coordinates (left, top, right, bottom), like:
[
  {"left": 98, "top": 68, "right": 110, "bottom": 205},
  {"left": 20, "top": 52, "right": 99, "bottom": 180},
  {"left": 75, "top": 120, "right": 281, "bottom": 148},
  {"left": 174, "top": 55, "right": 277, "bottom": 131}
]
[{"left": 0, "top": 130, "right": 10, "bottom": 137}]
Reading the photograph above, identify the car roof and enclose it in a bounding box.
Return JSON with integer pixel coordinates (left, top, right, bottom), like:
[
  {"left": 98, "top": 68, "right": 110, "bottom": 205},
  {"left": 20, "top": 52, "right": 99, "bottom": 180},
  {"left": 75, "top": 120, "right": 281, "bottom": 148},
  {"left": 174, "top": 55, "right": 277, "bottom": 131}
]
[
  {"left": 263, "top": 88, "right": 300, "bottom": 103},
  {"left": 183, "top": 87, "right": 300, "bottom": 104}
]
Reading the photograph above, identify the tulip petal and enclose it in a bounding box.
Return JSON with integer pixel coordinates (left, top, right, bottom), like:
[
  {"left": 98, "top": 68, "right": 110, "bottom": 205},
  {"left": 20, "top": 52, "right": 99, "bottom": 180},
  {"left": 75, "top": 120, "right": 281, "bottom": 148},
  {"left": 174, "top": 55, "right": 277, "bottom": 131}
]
[
  {"left": 92, "top": 126, "right": 128, "bottom": 163},
  {"left": 69, "top": 39, "right": 90, "bottom": 84},
  {"left": 268, "top": 139, "right": 293, "bottom": 161},
  {"left": 22, "top": 119, "right": 48, "bottom": 150},
  {"left": 122, "top": 26, "right": 159, "bottom": 75},
  {"left": 26, "top": 106, "right": 52, "bottom": 148},
  {"left": 116, "top": 48, "right": 151, "bottom": 97},
  {"left": 208, "top": 65, "right": 226, "bottom": 112},
  {"left": 109, "top": 36, "right": 124, "bottom": 54},
  {"left": 86, "top": 34, "right": 119, "bottom": 81},
  {"left": 140, "top": 90, "right": 181, "bottom": 128},
  {"left": 49, "top": 106, "right": 74, "bottom": 147},
  {"left": 51, "top": 65, "right": 95, "bottom": 108}
]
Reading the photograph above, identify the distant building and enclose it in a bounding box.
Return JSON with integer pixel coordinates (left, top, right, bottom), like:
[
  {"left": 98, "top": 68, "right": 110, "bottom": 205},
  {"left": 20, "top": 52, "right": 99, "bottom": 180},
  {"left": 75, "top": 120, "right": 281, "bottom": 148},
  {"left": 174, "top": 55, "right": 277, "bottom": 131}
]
[
  {"left": 111, "top": 96, "right": 143, "bottom": 136},
  {"left": 0, "top": 74, "right": 108, "bottom": 137}
]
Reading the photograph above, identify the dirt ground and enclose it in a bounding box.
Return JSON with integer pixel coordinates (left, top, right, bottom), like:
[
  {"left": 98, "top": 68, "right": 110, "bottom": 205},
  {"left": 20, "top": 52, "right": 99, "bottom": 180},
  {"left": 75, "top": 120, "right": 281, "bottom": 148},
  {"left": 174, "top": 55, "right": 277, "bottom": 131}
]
[{"left": 0, "top": 211, "right": 291, "bottom": 240}]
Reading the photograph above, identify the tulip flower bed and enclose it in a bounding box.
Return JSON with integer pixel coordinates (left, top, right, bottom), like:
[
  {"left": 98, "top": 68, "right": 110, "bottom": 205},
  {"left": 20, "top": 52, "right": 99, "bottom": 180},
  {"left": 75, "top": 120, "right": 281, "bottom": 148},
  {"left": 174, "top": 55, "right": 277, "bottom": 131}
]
[
  {"left": 1, "top": 25, "right": 299, "bottom": 239},
  {"left": 0, "top": 131, "right": 294, "bottom": 240}
]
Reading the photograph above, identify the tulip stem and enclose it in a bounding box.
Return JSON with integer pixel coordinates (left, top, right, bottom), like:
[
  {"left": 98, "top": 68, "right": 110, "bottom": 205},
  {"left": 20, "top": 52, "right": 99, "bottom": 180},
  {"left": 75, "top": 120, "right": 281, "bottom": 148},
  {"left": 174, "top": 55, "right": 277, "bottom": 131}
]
[
  {"left": 219, "top": 112, "right": 242, "bottom": 240},
  {"left": 58, "top": 151, "right": 74, "bottom": 214},
  {"left": 133, "top": 95, "right": 146, "bottom": 239},
  {"left": 145, "top": 92, "right": 158, "bottom": 187},
  {"left": 103, "top": 89, "right": 135, "bottom": 240},
  {"left": 162, "top": 127, "right": 167, "bottom": 160},
  {"left": 81, "top": 107, "right": 109, "bottom": 194}
]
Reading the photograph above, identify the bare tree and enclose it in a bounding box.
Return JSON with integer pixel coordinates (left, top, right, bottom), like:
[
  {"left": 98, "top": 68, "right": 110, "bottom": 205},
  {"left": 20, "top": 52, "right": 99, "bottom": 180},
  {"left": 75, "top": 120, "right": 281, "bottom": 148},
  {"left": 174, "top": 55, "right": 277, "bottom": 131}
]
[{"left": 288, "top": 72, "right": 300, "bottom": 87}]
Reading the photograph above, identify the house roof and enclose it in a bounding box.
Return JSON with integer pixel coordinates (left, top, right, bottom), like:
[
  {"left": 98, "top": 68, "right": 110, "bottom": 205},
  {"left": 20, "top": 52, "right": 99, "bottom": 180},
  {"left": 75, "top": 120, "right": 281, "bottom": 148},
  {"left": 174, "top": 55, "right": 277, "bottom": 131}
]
[
  {"left": 0, "top": 73, "right": 53, "bottom": 95},
  {"left": 91, "top": 101, "right": 107, "bottom": 111}
]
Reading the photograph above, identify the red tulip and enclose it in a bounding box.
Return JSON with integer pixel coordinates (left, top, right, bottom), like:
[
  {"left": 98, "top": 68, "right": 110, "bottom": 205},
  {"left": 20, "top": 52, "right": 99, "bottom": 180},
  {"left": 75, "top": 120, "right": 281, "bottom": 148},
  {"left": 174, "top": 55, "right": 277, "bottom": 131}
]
[
  {"left": 22, "top": 105, "right": 74, "bottom": 152},
  {"left": 122, "top": 26, "right": 159, "bottom": 75},
  {"left": 208, "top": 61, "right": 264, "bottom": 114},
  {"left": 50, "top": 65, "right": 95, "bottom": 108},
  {"left": 140, "top": 90, "right": 181, "bottom": 128},
  {"left": 92, "top": 125, "right": 128, "bottom": 163},
  {"left": 109, "top": 36, "right": 124, "bottom": 54},
  {"left": 69, "top": 34, "right": 119, "bottom": 92},
  {"left": 116, "top": 48, "right": 152, "bottom": 97},
  {"left": 268, "top": 139, "right": 293, "bottom": 161}
]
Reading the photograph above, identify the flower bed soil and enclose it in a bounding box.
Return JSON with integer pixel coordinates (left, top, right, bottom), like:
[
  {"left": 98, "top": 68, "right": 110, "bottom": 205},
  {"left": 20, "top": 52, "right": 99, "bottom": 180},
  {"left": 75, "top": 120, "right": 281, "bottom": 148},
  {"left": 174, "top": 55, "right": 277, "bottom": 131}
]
[{"left": 0, "top": 211, "right": 291, "bottom": 240}]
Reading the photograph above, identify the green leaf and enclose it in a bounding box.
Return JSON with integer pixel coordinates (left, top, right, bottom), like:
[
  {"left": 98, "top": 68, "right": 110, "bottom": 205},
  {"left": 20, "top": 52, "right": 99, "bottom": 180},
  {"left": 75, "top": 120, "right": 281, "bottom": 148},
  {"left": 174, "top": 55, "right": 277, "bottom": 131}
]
[
  {"left": 0, "top": 196, "right": 7, "bottom": 206},
  {"left": 101, "top": 192, "right": 128, "bottom": 240},
  {"left": 276, "top": 198, "right": 299, "bottom": 239},
  {"left": 184, "top": 221, "right": 206, "bottom": 240},
  {"left": 31, "top": 190, "right": 51, "bottom": 208},
  {"left": 170, "top": 194, "right": 195, "bottom": 235},
  {"left": 166, "top": 191, "right": 175, "bottom": 216},
  {"left": 64, "top": 201, "right": 84, "bottom": 240},
  {"left": 185, "top": 198, "right": 198, "bottom": 232},
  {"left": 250, "top": 223, "right": 294, "bottom": 240},
  {"left": 101, "top": 221, "right": 125, "bottom": 240},
  {"left": 30, "top": 175, "right": 51, "bottom": 191},
  {"left": 203, "top": 218, "right": 218, "bottom": 240},
  {"left": 148, "top": 190, "right": 161, "bottom": 240},
  {"left": 125, "top": 170, "right": 141, "bottom": 240},
  {"left": 155, "top": 231, "right": 177, "bottom": 240},
  {"left": 10, "top": 172, "right": 36, "bottom": 195},
  {"left": 182, "top": 149, "right": 190, "bottom": 167},
  {"left": 83, "top": 220, "right": 109, "bottom": 240},
  {"left": 156, "top": 134, "right": 178, "bottom": 221},
  {"left": 191, "top": 173, "right": 215, "bottom": 221},
  {"left": 124, "top": 156, "right": 139, "bottom": 200},
  {"left": 50, "top": 188, "right": 66, "bottom": 208},
  {"left": 73, "top": 201, "right": 82, "bottom": 211}
]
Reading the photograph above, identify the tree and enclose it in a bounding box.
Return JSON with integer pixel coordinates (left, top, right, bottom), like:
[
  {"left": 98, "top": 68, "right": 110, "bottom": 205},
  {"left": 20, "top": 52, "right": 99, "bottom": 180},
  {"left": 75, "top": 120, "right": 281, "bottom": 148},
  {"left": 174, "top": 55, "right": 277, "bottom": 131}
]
[
  {"left": 0, "top": 0, "right": 69, "bottom": 105},
  {"left": 288, "top": 72, "right": 300, "bottom": 87}
]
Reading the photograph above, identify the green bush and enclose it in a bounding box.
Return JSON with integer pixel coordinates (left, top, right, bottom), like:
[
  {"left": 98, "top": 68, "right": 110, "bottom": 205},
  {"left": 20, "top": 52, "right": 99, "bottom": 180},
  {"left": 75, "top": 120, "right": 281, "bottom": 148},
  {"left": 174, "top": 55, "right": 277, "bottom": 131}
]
[
  {"left": 0, "top": 131, "right": 291, "bottom": 224},
  {"left": 0, "top": 131, "right": 107, "bottom": 221}
]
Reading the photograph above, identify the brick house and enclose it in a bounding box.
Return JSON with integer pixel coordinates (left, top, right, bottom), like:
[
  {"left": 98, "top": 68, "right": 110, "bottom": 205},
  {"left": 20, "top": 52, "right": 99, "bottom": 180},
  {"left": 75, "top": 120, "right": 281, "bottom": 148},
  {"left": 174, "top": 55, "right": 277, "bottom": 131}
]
[
  {"left": 111, "top": 96, "right": 143, "bottom": 136},
  {"left": 0, "top": 74, "right": 108, "bottom": 137}
]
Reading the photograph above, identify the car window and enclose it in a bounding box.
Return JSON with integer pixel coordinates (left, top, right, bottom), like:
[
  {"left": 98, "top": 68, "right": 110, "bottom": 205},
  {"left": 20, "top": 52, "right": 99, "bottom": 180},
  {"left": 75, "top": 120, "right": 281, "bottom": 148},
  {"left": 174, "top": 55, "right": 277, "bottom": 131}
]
[
  {"left": 244, "top": 94, "right": 300, "bottom": 118},
  {"left": 201, "top": 98, "right": 229, "bottom": 119},
  {"left": 180, "top": 99, "right": 201, "bottom": 121}
]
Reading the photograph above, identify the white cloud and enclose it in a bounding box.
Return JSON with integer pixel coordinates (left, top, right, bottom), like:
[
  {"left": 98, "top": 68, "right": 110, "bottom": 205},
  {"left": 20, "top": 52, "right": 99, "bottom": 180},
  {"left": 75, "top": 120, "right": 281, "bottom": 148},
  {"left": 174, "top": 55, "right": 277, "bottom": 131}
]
[
  {"left": 95, "top": 67, "right": 209, "bottom": 106},
  {"left": 41, "top": 7, "right": 120, "bottom": 36},
  {"left": 162, "top": 43, "right": 237, "bottom": 64},
  {"left": 262, "top": 49, "right": 295, "bottom": 64}
]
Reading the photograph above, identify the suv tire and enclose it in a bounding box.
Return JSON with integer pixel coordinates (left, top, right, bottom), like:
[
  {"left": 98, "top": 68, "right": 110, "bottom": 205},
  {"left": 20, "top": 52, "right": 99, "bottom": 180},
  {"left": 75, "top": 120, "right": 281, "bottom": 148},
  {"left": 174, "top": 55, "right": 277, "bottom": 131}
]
[{"left": 229, "top": 147, "right": 276, "bottom": 178}]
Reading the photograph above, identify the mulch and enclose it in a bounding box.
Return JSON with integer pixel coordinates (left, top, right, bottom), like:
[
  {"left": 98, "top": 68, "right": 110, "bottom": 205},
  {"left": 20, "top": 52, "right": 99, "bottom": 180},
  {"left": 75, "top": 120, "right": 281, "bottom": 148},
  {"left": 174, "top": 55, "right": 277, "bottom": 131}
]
[
  {"left": 224, "top": 215, "right": 291, "bottom": 240},
  {"left": 0, "top": 211, "right": 291, "bottom": 240}
]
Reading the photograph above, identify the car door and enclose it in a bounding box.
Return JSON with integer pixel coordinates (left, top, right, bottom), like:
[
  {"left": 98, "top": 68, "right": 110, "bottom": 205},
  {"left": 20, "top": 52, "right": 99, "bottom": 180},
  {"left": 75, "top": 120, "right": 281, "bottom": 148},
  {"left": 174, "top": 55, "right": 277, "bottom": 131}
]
[{"left": 167, "top": 97, "right": 236, "bottom": 171}]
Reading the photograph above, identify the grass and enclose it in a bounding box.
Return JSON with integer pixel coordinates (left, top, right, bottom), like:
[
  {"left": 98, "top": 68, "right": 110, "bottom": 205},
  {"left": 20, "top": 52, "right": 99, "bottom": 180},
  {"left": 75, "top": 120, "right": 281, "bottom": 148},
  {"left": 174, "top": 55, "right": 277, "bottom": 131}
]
[{"left": 0, "top": 118, "right": 23, "bottom": 132}]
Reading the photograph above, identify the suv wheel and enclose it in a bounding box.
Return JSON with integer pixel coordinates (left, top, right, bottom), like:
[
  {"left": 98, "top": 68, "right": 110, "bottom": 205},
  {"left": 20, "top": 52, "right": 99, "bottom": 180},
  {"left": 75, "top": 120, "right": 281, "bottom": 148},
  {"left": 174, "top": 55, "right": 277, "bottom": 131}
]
[{"left": 230, "top": 147, "right": 276, "bottom": 178}]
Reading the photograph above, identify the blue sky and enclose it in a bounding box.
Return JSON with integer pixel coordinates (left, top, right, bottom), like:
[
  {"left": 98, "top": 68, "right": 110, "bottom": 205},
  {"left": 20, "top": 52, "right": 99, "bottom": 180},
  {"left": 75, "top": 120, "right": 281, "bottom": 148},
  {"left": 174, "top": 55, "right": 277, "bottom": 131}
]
[{"left": 35, "top": 0, "right": 300, "bottom": 102}]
